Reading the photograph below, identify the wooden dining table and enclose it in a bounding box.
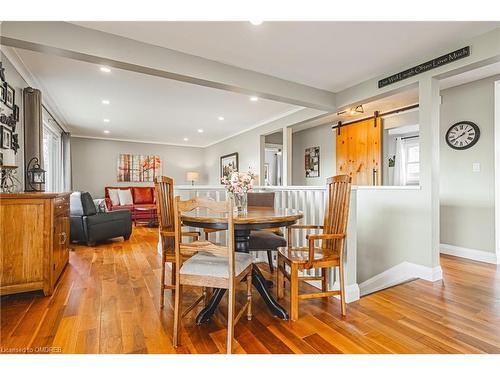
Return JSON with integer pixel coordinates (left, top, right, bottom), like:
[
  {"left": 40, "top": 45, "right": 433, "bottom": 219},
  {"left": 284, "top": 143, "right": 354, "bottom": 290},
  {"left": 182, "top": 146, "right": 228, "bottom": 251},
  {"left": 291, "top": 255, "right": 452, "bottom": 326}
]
[{"left": 181, "top": 206, "right": 303, "bottom": 323}]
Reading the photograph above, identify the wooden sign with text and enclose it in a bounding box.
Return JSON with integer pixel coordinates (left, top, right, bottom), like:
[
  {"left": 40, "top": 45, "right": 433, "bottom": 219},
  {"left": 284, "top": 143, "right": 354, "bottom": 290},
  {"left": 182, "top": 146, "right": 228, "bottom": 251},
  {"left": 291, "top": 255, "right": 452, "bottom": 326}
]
[{"left": 378, "top": 46, "right": 470, "bottom": 88}]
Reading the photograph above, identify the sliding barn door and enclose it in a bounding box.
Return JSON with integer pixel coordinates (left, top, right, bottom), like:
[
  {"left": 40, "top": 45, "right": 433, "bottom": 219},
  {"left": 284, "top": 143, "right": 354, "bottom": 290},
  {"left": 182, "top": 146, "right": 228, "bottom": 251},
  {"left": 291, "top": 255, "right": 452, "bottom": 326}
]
[{"left": 336, "top": 117, "right": 382, "bottom": 185}]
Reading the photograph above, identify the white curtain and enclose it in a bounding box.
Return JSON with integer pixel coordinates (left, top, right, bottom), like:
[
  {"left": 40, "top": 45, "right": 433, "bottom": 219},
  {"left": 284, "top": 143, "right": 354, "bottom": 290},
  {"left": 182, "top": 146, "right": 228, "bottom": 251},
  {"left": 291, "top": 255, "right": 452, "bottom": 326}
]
[{"left": 393, "top": 137, "right": 407, "bottom": 186}]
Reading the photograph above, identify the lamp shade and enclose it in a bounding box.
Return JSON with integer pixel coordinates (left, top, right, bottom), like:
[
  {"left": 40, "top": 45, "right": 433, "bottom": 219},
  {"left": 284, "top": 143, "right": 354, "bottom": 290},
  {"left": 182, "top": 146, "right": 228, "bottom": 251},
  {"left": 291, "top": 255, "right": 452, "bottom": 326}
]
[{"left": 186, "top": 172, "right": 199, "bottom": 182}]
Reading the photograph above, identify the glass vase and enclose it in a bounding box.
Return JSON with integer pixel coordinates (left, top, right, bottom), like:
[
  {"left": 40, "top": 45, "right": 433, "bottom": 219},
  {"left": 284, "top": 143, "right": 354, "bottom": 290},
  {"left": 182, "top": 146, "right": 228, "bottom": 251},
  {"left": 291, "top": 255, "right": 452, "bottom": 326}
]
[{"left": 232, "top": 192, "right": 248, "bottom": 214}]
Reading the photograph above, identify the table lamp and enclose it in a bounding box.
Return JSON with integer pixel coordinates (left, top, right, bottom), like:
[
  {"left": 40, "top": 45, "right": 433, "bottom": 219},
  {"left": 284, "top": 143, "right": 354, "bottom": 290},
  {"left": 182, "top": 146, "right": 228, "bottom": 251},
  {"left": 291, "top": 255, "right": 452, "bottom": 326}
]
[{"left": 186, "top": 172, "right": 199, "bottom": 186}]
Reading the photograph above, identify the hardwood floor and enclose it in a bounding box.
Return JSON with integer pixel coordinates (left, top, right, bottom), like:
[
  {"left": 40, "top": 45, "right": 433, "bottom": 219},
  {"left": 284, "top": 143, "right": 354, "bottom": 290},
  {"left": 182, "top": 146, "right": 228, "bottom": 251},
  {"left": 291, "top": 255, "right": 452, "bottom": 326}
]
[{"left": 1, "top": 226, "right": 500, "bottom": 354}]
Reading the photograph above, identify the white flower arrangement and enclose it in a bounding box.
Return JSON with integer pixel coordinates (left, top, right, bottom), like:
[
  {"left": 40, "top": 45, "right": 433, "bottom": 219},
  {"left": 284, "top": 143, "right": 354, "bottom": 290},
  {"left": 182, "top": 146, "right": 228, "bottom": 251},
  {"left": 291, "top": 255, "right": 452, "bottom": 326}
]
[{"left": 221, "top": 170, "right": 255, "bottom": 196}]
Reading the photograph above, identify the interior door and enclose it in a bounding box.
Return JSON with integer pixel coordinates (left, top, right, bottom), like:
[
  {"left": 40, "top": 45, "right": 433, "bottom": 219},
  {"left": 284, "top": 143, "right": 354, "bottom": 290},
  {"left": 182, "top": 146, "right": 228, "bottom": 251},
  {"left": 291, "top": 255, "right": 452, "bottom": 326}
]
[{"left": 336, "top": 117, "right": 382, "bottom": 185}]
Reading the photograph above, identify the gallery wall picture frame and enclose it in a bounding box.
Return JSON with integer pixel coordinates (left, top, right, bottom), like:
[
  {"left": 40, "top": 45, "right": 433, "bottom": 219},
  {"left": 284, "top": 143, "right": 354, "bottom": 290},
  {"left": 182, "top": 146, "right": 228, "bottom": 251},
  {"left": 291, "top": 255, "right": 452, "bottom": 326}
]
[
  {"left": 1, "top": 126, "right": 12, "bottom": 150},
  {"left": 4, "top": 83, "right": 15, "bottom": 109},
  {"left": 0, "top": 84, "right": 5, "bottom": 104},
  {"left": 305, "top": 146, "right": 320, "bottom": 178},
  {"left": 220, "top": 152, "right": 239, "bottom": 182}
]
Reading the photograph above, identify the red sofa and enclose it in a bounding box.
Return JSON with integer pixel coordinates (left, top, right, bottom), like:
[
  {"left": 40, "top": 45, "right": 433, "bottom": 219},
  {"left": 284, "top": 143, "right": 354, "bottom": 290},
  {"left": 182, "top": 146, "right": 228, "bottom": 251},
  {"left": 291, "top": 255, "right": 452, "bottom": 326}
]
[{"left": 104, "top": 186, "right": 156, "bottom": 220}]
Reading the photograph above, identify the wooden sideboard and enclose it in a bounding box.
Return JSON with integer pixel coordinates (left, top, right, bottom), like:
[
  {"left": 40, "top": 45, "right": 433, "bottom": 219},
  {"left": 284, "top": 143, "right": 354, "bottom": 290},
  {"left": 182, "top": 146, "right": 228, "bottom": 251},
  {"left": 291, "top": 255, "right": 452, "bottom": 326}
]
[{"left": 0, "top": 192, "right": 70, "bottom": 296}]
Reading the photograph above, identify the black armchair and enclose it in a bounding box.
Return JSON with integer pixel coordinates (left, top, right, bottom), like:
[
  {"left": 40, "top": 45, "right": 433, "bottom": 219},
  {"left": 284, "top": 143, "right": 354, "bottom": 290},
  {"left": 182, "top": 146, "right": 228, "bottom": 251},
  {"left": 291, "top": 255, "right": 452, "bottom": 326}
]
[{"left": 70, "top": 191, "right": 132, "bottom": 246}]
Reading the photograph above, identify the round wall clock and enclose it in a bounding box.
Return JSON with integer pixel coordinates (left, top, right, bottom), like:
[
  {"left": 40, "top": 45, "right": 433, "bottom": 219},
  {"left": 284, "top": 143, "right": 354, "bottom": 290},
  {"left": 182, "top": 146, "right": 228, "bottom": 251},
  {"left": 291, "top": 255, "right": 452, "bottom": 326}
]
[{"left": 445, "top": 121, "right": 480, "bottom": 150}]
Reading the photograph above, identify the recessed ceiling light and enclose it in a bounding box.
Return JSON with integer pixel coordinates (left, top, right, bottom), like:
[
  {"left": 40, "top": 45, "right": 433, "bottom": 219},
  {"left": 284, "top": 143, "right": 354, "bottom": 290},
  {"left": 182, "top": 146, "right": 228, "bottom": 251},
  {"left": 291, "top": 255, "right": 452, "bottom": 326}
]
[
  {"left": 100, "top": 67, "right": 111, "bottom": 73},
  {"left": 198, "top": 129, "right": 204, "bottom": 133},
  {"left": 250, "top": 96, "right": 259, "bottom": 102},
  {"left": 103, "top": 130, "right": 110, "bottom": 134},
  {"left": 218, "top": 116, "right": 224, "bottom": 121},
  {"left": 102, "top": 99, "right": 110, "bottom": 105},
  {"left": 103, "top": 119, "right": 110, "bottom": 123},
  {"left": 183, "top": 137, "right": 189, "bottom": 141},
  {"left": 250, "top": 20, "right": 263, "bottom": 26}
]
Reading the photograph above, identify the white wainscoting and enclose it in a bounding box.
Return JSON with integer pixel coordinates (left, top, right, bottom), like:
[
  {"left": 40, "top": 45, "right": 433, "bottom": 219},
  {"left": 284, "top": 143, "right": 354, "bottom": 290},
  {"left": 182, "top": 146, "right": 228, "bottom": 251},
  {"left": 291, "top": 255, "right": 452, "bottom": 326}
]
[{"left": 173, "top": 185, "right": 360, "bottom": 303}]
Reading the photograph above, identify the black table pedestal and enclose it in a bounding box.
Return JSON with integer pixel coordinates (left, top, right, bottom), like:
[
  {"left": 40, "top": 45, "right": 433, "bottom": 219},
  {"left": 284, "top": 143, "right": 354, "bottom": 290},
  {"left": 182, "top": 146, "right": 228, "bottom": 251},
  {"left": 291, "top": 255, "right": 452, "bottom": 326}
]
[{"left": 195, "top": 228, "right": 288, "bottom": 324}]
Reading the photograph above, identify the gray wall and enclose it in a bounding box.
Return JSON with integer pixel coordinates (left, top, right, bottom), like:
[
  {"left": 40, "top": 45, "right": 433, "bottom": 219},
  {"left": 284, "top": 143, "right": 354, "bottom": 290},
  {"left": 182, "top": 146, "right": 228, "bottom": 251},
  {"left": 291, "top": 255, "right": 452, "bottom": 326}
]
[
  {"left": 204, "top": 108, "right": 324, "bottom": 185},
  {"left": 0, "top": 52, "right": 27, "bottom": 189},
  {"left": 440, "top": 75, "right": 500, "bottom": 253},
  {"left": 292, "top": 123, "right": 335, "bottom": 186},
  {"left": 356, "top": 188, "right": 431, "bottom": 282},
  {"left": 71, "top": 137, "right": 206, "bottom": 198}
]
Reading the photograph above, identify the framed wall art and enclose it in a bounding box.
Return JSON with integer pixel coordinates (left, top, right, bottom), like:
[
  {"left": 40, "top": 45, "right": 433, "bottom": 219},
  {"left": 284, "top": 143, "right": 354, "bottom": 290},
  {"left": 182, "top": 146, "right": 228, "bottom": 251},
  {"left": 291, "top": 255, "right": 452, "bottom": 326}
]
[
  {"left": 4, "top": 83, "right": 15, "bottom": 109},
  {"left": 220, "top": 152, "right": 238, "bottom": 182},
  {"left": 117, "top": 154, "right": 161, "bottom": 182},
  {"left": 1, "top": 126, "right": 12, "bottom": 150},
  {"left": 0, "top": 84, "right": 5, "bottom": 104},
  {"left": 305, "top": 146, "right": 320, "bottom": 178}
]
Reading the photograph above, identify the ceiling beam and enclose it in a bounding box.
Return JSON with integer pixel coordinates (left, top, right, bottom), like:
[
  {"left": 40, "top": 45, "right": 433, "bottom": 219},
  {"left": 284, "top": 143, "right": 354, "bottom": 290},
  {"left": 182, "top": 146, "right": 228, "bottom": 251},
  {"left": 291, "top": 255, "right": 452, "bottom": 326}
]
[{"left": 0, "top": 21, "right": 337, "bottom": 111}]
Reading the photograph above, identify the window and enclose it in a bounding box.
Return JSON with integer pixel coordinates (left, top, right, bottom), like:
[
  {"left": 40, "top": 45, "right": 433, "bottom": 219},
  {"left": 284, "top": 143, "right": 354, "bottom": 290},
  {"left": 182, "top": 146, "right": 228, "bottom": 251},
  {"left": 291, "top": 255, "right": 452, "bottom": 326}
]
[
  {"left": 404, "top": 138, "right": 420, "bottom": 185},
  {"left": 42, "top": 112, "right": 62, "bottom": 192}
]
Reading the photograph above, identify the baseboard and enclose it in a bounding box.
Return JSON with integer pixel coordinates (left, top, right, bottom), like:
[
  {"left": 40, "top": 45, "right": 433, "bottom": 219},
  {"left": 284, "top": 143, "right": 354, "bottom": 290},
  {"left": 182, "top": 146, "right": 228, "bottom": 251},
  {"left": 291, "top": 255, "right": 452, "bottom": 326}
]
[
  {"left": 440, "top": 243, "right": 499, "bottom": 264},
  {"left": 304, "top": 280, "right": 360, "bottom": 303},
  {"left": 358, "top": 262, "right": 443, "bottom": 297}
]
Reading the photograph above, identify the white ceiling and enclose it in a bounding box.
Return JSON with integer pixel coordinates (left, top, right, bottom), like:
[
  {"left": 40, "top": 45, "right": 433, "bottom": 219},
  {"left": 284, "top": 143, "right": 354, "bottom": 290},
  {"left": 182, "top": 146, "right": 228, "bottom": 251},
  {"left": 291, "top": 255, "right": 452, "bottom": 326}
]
[
  {"left": 13, "top": 48, "right": 300, "bottom": 147},
  {"left": 72, "top": 21, "right": 500, "bottom": 92}
]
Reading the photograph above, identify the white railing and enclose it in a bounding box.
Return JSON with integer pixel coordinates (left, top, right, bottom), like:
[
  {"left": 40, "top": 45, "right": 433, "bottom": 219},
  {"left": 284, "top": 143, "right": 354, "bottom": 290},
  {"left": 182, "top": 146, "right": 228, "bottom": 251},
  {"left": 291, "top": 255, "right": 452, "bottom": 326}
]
[
  {"left": 174, "top": 185, "right": 327, "bottom": 247},
  {"left": 174, "top": 185, "right": 359, "bottom": 302}
]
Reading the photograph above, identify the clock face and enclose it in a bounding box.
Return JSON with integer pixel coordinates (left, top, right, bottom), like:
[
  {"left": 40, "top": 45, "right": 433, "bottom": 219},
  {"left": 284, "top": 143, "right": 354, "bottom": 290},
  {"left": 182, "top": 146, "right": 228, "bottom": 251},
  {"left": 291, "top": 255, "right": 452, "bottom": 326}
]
[{"left": 445, "top": 121, "right": 480, "bottom": 150}]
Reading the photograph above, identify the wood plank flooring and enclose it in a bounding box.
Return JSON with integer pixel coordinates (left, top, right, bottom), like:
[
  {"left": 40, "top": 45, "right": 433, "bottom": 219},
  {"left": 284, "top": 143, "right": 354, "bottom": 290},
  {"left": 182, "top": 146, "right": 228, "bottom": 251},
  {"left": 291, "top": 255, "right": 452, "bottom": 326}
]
[{"left": 1, "top": 227, "right": 500, "bottom": 354}]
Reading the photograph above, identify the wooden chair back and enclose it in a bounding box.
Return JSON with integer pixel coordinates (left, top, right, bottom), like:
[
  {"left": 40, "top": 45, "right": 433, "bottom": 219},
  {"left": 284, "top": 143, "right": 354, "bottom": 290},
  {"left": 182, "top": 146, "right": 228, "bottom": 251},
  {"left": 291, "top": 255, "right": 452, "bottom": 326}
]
[
  {"left": 247, "top": 192, "right": 275, "bottom": 208},
  {"left": 322, "top": 175, "right": 352, "bottom": 254},
  {"left": 155, "top": 176, "right": 175, "bottom": 251},
  {"left": 173, "top": 197, "right": 235, "bottom": 276}
]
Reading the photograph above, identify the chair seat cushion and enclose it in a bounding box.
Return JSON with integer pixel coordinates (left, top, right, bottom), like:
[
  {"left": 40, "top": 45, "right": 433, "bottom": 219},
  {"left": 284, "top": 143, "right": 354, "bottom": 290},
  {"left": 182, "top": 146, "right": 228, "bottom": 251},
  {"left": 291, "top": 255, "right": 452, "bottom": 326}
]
[
  {"left": 180, "top": 252, "right": 253, "bottom": 278},
  {"left": 278, "top": 246, "right": 339, "bottom": 264},
  {"left": 249, "top": 230, "right": 286, "bottom": 250}
]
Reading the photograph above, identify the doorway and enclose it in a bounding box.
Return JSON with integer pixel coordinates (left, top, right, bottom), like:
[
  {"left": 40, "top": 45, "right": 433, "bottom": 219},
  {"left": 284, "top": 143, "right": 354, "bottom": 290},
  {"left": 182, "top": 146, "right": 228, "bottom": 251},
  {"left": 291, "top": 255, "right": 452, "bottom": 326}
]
[{"left": 263, "top": 130, "right": 283, "bottom": 186}]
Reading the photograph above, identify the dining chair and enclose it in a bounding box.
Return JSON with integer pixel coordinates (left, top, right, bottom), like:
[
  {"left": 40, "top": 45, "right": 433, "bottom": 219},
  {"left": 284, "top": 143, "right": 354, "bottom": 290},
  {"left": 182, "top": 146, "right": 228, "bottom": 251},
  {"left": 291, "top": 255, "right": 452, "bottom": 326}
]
[
  {"left": 277, "top": 175, "right": 352, "bottom": 321},
  {"left": 172, "top": 196, "right": 253, "bottom": 354},
  {"left": 154, "top": 176, "right": 200, "bottom": 308},
  {"left": 247, "top": 192, "right": 286, "bottom": 272}
]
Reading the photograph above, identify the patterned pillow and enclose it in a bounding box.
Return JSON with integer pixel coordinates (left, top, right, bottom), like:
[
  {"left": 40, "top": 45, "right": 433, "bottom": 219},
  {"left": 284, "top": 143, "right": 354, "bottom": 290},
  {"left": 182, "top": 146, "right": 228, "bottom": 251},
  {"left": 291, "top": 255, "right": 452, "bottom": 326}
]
[{"left": 93, "top": 199, "right": 107, "bottom": 213}]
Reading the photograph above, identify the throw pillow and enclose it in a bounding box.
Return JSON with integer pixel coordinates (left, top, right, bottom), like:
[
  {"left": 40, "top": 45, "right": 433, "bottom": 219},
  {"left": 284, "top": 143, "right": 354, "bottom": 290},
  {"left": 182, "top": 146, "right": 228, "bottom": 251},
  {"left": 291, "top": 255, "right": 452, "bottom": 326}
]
[
  {"left": 117, "top": 189, "right": 134, "bottom": 205},
  {"left": 93, "top": 198, "right": 107, "bottom": 213},
  {"left": 108, "top": 189, "right": 121, "bottom": 206}
]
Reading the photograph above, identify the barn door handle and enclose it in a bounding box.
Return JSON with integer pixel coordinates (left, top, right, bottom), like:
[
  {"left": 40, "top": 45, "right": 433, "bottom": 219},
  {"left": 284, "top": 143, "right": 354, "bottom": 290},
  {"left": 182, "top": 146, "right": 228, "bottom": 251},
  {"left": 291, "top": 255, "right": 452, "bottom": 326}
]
[{"left": 372, "top": 168, "right": 378, "bottom": 185}]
